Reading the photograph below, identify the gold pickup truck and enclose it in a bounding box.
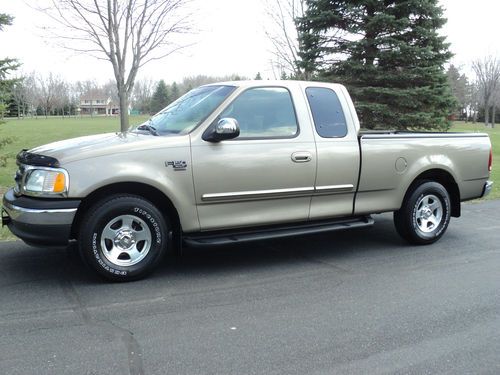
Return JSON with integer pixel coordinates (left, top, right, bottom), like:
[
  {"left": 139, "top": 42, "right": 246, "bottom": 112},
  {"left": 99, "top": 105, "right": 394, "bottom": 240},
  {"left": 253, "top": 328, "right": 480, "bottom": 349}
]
[{"left": 2, "top": 81, "right": 493, "bottom": 281}]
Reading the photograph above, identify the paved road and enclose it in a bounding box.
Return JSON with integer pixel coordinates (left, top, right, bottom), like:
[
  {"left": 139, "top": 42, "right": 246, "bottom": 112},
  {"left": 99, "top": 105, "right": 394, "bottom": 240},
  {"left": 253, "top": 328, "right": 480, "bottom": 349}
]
[{"left": 0, "top": 201, "right": 499, "bottom": 375}]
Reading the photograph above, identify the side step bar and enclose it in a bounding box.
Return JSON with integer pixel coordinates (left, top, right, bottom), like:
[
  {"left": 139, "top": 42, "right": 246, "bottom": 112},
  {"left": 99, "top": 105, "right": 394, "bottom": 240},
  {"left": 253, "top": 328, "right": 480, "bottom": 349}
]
[{"left": 183, "top": 215, "right": 374, "bottom": 247}]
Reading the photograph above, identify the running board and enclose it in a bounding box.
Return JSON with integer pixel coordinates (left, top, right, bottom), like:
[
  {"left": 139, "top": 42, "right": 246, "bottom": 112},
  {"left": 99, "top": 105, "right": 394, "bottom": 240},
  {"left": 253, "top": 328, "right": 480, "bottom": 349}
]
[{"left": 183, "top": 216, "right": 374, "bottom": 247}]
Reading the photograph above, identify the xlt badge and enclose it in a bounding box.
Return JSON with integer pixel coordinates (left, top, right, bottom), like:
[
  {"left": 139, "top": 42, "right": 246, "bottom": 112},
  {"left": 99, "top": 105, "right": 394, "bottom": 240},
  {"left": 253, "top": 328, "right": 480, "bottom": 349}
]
[{"left": 165, "top": 161, "right": 187, "bottom": 171}]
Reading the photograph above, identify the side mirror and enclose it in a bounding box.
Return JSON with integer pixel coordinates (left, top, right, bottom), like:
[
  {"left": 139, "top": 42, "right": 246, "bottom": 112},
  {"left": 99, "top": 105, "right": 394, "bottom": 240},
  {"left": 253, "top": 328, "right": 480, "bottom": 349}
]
[{"left": 203, "top": 118, "right": 240, "bottom": 142}]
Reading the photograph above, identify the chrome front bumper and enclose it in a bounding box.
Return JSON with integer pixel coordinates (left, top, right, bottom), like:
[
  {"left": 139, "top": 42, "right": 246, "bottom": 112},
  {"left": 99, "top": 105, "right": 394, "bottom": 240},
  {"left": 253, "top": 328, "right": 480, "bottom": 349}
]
[
  {"left": 2, "top": 188, "right": 80, "bottom": 246},
  {"left": 482, "top": 180, "right": 493, "bottom": 198},
  {"left": 2, "top": 201, "right": 77, "bottom": 226}
]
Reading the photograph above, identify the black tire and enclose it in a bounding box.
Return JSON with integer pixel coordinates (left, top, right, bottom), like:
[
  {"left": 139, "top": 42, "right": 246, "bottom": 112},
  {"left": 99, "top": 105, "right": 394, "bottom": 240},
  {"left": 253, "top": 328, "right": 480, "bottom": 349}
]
[
  {"left": 394, "top": 181, "right": 451, "bottom": 245},
  {"left": 78, "top": 194, "right": 169, "bottom": 281}
]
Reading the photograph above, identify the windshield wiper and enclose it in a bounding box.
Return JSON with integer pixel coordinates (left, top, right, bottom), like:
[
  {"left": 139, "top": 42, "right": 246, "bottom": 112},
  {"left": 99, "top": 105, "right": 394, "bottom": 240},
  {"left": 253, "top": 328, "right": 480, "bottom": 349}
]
[{"left": 137, "top": 123, "right": 159, "bottom": 136}]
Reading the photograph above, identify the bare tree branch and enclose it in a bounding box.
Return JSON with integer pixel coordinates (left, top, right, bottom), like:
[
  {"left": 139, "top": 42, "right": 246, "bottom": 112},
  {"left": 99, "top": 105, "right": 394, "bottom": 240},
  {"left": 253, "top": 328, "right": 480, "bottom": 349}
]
[
  {"left": 472, "top": 56, "right": 500, "bottom": 127},
  {"left": 264, "top": 0, "right": 306, "bottom": 79},
  {"left": 35, "top": 0, "right": 192, "bottom": 131}
]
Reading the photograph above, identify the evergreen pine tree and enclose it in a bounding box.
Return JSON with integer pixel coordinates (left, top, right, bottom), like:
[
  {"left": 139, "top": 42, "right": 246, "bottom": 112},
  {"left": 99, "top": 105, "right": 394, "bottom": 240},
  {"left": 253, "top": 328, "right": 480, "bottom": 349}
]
[
  {"left": 170, "top": 82, "right": 180, "bottom": 102},
  {"left": 0, "top": 13, "right": 19, "bottom": 167},
  {"left": 446, "top": 64, "right": 468, "bottom": 119},
  {"left": 150, "top": 80, "right": 170, "bottom": 113},
  {"left": 0, "top": 13, "right": 19, "bottom": 121},
  {"left": 254, "top": 72, "right": 262, "bottom": 80},
  {"left": 298, "top": 0, "right": 455, "bottom": 130}
]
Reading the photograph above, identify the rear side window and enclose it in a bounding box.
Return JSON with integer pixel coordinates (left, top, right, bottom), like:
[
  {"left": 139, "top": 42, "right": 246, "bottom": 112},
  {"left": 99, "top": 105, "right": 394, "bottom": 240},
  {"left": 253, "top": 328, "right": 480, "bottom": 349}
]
[{"left": 306, "top": 87, "right": 347, "bottom": 138}]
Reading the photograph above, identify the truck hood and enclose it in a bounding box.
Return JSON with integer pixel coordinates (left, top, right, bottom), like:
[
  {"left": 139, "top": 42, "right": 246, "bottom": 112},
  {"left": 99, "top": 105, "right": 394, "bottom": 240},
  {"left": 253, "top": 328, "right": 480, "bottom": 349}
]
[{"left": 29, "top": 132, "right": 184, "bottom": 164}]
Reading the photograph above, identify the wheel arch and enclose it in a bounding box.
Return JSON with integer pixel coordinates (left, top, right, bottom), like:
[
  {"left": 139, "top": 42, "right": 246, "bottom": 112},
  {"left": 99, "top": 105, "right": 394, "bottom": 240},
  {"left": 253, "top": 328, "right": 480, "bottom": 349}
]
[
  {"left": 403, "top": 169, "right": 461, "bottom": 217},
  {"left": 70, "top": 182, "right": 182, "bottom": 241}
]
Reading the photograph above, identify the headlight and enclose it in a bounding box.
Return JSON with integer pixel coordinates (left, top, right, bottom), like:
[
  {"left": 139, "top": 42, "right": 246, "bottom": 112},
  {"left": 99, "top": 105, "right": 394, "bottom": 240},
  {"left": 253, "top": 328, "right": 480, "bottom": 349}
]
[{"left": 23, "top": 168, "right": 68, "bottom": 196}]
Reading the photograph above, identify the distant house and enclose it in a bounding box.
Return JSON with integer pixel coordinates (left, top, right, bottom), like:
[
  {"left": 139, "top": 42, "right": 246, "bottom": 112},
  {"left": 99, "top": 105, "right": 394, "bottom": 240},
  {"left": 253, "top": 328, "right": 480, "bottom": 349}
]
[{"left": 79, "top": 94, "right": 120, "bottom": 115}]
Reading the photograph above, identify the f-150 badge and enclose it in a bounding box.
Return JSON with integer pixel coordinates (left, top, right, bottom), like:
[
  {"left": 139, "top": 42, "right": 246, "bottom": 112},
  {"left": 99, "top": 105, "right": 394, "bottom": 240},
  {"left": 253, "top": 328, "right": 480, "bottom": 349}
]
[{"left": 165, "top": 160, "right": 187, "bottom": 171}]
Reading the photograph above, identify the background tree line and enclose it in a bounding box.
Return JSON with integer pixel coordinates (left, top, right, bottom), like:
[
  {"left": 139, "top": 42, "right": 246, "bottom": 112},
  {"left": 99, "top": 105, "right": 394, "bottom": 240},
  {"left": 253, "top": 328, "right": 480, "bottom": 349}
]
[
  {"left": 3, "top": 1, "right": 500, "bottom": 131},
  {"left": 447, "top": 59, "right": 500, "bottom": 127},
  {"left": 4, "top": 73, "right": 247, "bottom": 119}
]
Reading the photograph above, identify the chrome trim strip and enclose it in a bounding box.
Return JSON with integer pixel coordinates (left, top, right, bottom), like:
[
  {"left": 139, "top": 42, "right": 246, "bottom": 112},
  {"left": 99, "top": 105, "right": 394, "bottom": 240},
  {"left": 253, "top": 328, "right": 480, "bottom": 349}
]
[
  {"left": 201, "top": 186, "right": 315, "bottom": 202},
  {"left": 2, "top": 201, "right": 77, "bottom": 226},
  {"left": 201, "top": 184, "right": 356, "bottom": 202},
  {"left": 362, "top": 133, "right": 489, "bottom": 140},
  {"left": 315, "top": 184, "right": 354, "bottom": 192}
]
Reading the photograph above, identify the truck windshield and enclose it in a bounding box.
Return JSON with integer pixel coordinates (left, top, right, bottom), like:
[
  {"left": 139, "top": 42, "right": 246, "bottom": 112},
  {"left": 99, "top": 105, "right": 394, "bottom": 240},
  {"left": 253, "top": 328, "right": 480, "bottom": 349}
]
[{"left": 136, "top": 85, "right": 235, "bottom": 135}]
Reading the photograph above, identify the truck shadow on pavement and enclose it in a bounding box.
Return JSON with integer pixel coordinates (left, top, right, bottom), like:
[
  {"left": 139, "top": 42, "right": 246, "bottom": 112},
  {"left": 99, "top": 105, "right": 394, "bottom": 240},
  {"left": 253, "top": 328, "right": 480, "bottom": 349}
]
[{"left": 0, "top": 214, "right": 408, "bottom": 287}]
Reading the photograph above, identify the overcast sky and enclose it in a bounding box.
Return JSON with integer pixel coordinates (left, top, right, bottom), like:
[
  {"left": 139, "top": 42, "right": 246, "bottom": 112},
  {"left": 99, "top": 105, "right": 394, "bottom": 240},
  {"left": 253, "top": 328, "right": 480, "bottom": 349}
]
[{"left": 0, "top": 0, "right": 498, "bottom": 83}]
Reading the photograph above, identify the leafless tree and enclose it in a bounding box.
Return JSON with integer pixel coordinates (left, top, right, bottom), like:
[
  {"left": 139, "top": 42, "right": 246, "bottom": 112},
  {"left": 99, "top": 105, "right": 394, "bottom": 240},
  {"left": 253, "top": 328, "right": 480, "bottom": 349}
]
[
  {"left": 472, "top": 56, "right": 500, "bottom": 127},
  {"left": 264, "top": 0, "right": 306, "bottom": 79},
  {"left": 11, "top": 77, "right": 29, "bottom": 118},
  {"left": 465, "top": 80, "right": 480, "bottom": 123},
  {"left": 38, "top": 0, "right": 192, "bottom": 131},
  {"left": 491, "top": 85, "right": 500, "bottom": 128},
  {"left": 131, "top": 77, "right": 154, "bottom": 114},
  {"left": 38, "top": 73, "right": 65, "bottom": 118},
  {"left": 103, "top": 79, "right": 119, "bottom": 103},
  {"left": 53, "top": 79, "right": 71, "bottom": 117},
  {"left": 23, "top": 72, "right": 40, "bottom": 118}
]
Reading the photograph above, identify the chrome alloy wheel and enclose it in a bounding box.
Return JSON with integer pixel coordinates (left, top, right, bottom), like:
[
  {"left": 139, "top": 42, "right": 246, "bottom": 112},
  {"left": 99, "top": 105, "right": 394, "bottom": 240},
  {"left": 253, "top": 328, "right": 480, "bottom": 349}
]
[
  {"left": 100, "top": 214, "right": 152, "bottom": 267},
  {"left": 415, "top": 194, "right": 443, "bottom": 233}
]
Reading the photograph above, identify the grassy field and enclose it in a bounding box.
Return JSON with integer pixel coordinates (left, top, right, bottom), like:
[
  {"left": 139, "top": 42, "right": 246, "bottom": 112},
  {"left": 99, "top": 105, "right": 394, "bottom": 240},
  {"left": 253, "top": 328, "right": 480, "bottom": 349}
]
[
  {"left": 0, "top": 115, "right": 148, "bottom": 190},
  {"left": 0, "top": 117, "right": 498, "bottom": 240},
  {"left": 0, "top": 116, "right": 148, "bottom": 240}
]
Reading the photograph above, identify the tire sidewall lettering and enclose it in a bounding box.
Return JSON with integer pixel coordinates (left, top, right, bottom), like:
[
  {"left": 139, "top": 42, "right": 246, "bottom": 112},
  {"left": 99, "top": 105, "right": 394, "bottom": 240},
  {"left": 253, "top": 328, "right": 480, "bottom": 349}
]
[
  {"left": 92, "top": 232, "right": 128, "bottom": 276},
  {"left": 90, "top": 205, "right": 164, "bottom": 277},
  {"left": 80, "top": 196, "right": 169, "bottom": 281},
  {"left": 133, "top": 207, "right": 162, "bottom": 244}
]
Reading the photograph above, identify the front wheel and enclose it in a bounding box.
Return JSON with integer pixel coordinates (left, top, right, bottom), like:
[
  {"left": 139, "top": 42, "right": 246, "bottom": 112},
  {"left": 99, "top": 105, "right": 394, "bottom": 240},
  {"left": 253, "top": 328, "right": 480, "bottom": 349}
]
[
  {"left": 78, "top": 195, "right": 169, "bottom": 281},
  {"left": 394, "top": 181, "right": 451, "bottom": 245}
]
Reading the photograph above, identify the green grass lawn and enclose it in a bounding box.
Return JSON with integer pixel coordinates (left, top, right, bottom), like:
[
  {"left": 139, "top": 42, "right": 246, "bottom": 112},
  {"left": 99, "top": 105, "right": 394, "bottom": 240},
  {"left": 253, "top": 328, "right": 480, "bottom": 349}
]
[
  {"left": 0, "top": 115, "right": 148, "bottom": 190},
  {"left": 0, "top": 117, "right": 497, "bottom": 240},
  {"left": 0, "top": 115, "right": 148, "bottom": 240}
]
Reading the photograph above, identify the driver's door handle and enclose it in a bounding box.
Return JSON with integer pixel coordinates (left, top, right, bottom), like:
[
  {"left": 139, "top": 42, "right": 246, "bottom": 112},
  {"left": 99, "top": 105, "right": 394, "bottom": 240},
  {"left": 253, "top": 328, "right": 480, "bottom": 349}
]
[{"left": 291, "top": 151, "right": 312, "bottom": 163}]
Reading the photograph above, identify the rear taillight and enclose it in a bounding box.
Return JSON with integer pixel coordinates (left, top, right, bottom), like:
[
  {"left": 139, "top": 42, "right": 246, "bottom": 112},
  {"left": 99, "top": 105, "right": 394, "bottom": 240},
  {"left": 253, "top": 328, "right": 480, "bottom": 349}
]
[{"left": 489, "top": 149, "right": 493, "bottom": 172}]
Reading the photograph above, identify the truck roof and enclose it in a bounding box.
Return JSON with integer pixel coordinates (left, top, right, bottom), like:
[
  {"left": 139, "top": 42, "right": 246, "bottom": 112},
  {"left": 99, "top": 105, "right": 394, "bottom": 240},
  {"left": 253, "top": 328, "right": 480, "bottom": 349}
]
[{"left": 203, "top": 80, "right": 346, "bottom": 90}]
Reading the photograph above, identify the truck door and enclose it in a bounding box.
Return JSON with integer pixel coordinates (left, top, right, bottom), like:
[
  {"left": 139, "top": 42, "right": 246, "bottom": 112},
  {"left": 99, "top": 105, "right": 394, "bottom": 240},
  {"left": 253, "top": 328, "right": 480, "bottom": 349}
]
[
  {"left": 305, "top": 85, "right": 361, "bottom": 219},
  {"left": 190, "top": 86, "right": 317, "bottom": 231}
]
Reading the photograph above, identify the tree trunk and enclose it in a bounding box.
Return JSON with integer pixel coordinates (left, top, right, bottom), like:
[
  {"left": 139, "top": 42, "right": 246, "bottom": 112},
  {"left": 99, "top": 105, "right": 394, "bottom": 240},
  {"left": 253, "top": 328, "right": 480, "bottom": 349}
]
[
  {"left": 492, "top": 105, "right": 496, "bottom": 128},
  {"left": 484, "top": 102, "right": 489, "bottom": 127},
  {"left": 119, "top": 92, "right": 129, "bottom": 133}
]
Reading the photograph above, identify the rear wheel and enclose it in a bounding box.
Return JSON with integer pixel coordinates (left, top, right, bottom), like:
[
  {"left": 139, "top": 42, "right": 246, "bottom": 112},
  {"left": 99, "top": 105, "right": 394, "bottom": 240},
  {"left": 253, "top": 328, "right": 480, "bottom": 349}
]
[
  {"left": 78, "top": 195, "right": 169, "bottom": 281},
  {"left": 394, "top": 181, "right": 451, "bottom": 245}
]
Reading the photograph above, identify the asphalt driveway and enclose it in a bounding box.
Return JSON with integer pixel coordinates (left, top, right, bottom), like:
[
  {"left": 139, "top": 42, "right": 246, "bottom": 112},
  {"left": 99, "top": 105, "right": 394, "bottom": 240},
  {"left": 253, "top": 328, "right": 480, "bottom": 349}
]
[{"left": 0, "top": 200, "right": 499, "bottom": 375}]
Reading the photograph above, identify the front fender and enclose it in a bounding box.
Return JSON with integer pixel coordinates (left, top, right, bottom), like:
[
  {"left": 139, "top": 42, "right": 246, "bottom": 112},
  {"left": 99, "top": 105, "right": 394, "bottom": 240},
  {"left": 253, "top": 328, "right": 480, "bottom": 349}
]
[{"left": 63, "top": 148, "right": 199, "bottom": 232}]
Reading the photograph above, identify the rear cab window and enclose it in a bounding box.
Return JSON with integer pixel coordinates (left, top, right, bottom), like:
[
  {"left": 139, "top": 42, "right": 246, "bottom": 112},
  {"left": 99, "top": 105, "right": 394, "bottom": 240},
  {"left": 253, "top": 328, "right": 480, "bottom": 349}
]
[{"left": 306, "top": 87, "right": 348, "bottom": 138}]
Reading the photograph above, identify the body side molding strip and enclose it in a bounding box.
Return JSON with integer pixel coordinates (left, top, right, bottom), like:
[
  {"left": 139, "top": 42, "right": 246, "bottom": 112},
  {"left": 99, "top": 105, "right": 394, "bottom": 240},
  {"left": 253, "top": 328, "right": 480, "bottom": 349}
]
[
  {"left": 201, "top": 184, "right": 355, "bottom": 202},
  {"left": 201, "top": 186, "right": 315, "bottom": 202}
]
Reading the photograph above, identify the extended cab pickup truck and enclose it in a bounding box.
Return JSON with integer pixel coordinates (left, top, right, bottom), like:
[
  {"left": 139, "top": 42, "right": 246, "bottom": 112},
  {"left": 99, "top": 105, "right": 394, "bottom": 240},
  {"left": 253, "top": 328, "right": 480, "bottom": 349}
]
[{"left": 2, "top": 81, "right": 493, "bottom": 281}]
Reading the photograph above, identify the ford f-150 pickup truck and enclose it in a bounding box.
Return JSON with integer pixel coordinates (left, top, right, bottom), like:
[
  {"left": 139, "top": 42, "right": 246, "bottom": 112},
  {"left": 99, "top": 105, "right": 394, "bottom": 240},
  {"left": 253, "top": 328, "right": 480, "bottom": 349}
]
[{"left": 2, "top": 81, "right": 493, "bottom": 281}]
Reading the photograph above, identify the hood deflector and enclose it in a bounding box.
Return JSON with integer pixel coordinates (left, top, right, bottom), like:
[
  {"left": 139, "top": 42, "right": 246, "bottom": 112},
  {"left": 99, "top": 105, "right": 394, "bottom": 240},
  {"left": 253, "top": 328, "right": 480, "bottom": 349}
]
[{"left": 16, "top": 149, "right": 60, "bottom": 168}]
